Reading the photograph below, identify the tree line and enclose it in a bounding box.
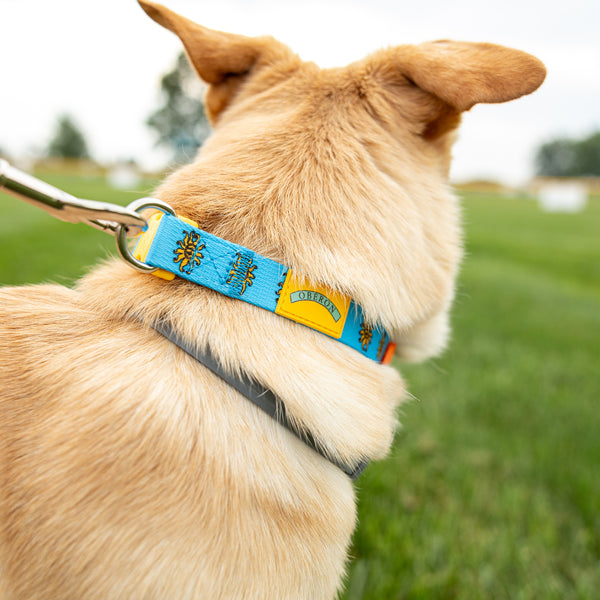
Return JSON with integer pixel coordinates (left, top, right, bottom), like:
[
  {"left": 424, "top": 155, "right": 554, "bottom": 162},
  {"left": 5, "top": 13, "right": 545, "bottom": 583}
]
[{"left": 535, "top": 132, "right": 600, "bottom": 177}]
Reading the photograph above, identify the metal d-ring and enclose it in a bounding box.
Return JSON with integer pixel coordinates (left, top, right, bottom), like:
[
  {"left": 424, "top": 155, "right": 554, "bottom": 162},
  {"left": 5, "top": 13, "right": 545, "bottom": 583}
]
[{"left": 115, "top": 198, "right": 176, "bottom": 272}]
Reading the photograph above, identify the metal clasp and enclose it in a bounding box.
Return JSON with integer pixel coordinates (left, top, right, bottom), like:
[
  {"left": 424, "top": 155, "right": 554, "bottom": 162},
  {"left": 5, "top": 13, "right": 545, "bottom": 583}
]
[
  {"left": 0, "top": 158, "right": 148, "bottom": 234},
  {"left": 0, "top": 159, "right": 175, "bottom": 273}
]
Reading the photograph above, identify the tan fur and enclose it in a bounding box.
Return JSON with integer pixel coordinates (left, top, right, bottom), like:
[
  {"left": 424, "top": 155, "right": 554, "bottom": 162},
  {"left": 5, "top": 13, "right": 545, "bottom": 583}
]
[{"left": 0, "top": 2, "right": 545, "bottom": 598}]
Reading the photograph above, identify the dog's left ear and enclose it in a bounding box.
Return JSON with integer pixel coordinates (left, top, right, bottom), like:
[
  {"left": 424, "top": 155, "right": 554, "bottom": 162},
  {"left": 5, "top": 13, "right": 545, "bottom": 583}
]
[{"left": 138, "top": 0, "right": 294, "bottom": 121}]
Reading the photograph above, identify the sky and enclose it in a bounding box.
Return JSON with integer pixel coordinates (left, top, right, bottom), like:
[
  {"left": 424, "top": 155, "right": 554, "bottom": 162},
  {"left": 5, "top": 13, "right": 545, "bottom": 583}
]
[{"left": 1, "top": 0, "right": 598, "bottom": 185}]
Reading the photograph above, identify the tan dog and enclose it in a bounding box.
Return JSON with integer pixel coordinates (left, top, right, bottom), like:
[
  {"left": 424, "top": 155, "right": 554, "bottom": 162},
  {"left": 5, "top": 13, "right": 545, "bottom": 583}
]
[{"left": 0, "top": 2, "right": 545, "bottom": 598}]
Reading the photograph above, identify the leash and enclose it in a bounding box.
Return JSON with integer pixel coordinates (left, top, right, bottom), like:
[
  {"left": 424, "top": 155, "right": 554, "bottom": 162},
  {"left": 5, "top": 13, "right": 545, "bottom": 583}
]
[{"left": 1, "top": 160, "right": 394, "bottom": 477}]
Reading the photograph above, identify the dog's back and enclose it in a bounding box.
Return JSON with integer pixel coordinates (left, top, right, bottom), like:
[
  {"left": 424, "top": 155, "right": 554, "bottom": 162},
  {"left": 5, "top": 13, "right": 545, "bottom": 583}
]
[
  {"left": 0, "top": 2, "right": 545, "bottom": 598},
  {"left": 0, "top": 284, "right": 361, "bottom": 598}
]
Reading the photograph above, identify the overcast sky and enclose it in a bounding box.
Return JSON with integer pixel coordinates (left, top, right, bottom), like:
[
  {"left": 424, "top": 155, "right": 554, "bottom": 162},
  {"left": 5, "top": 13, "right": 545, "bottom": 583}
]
[{"left": 1, "top": 0, "right": 598, "bottom": 184}]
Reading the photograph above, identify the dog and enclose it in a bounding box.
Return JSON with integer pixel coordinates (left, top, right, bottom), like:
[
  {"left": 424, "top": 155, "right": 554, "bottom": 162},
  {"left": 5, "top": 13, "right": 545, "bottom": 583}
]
[{"left": 0, "top": 2, "right": 545, "bottom": 598}]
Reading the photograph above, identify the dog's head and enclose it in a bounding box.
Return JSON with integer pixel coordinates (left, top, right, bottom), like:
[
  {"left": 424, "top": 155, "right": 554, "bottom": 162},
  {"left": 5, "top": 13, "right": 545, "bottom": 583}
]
[{"left": 139, "top": 1, "right": 545, "bottom": 360}]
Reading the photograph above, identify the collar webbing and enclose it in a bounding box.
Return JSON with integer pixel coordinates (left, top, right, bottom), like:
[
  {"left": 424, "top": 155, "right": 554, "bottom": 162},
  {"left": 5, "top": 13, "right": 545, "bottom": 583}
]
[
  {"left": 134, "top": 211, "right": 396, "bottom": 364},
  {"left": 153, "top": 320, "right": 368, "bottom": 480}
]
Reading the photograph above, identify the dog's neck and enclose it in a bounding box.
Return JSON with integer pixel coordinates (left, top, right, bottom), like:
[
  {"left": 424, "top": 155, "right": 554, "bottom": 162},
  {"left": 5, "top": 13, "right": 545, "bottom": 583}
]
[
  {"left": 147, "top": 113, "right": 461, "bottom": 345},
  {"left": 126, "top": 207, "right": 397, "bottom": 476}
]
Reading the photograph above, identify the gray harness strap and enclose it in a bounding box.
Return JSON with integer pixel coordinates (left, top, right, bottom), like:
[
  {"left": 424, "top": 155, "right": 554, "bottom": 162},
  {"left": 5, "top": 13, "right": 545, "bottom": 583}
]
[{"left": 153, "top": 320, "right": 367, "bottom": 480}]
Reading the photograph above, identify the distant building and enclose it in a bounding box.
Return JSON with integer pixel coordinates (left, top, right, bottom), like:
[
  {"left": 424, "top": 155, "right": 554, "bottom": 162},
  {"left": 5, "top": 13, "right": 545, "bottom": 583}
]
[{"left": 529, "top": 177, "right": 597, "bottom": 213}]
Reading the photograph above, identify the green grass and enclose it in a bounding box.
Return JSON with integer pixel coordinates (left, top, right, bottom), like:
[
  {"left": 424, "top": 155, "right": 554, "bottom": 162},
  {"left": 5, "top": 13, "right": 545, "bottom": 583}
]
[
  {"left": 1, "top": 178, "right": 599, "bottom": 598},
  {"left": 346, "top": 193, "right": 600, "bottom": 599}
]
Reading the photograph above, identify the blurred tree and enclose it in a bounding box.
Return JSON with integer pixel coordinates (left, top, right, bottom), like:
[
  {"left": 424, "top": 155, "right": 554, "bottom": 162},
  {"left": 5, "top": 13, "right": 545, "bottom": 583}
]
[
  {"left": 576, "top": 132, "right": 600, "bottom": 175},
  {"left": 147, "top": 52, "right": 210, "bottom": 164},
  {"left": 46, "top": 114, "right": 91, "bottom": 159},
  {"left": 535, "top": 131, "right": 600, "bottom": 177}
]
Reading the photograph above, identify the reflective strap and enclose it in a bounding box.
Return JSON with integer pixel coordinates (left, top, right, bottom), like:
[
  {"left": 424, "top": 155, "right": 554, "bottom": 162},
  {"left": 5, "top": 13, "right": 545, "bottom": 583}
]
[{"left": 153, "top": 320, "right": 368, "bottom": 480}]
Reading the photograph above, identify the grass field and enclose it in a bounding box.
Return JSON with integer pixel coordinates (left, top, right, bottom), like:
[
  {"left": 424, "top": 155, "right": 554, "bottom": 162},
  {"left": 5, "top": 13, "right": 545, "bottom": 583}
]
[{"left": 1, "top": 175, "right": 598, "bottom": 599}]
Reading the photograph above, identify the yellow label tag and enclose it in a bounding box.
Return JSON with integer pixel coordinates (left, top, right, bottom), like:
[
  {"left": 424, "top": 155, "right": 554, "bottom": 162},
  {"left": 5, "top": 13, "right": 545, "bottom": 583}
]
[
  {"left": 133, "top": 212, "right": 198, "bottom": 281},
  {"left": 275, "top": 270, "right": 350, "bottom": 338}
]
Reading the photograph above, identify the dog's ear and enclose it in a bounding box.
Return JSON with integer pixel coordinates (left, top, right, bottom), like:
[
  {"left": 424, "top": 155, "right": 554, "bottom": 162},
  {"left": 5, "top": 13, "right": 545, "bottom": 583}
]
[
  {"left": 138, "top": 0, "right": 293, "bottom": 121},
  {"left": 395, "top": 41, "right": 546, "bottom": 112},
  {"left": 369, "top": 41, "right": 545, "bottom": 140}
]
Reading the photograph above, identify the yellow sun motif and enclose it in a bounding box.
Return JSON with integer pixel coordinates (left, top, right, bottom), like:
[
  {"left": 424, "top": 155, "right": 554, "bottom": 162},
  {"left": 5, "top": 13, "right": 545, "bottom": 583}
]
[{"left": 173, "top": 230, "right": 204, "bottom": 274}]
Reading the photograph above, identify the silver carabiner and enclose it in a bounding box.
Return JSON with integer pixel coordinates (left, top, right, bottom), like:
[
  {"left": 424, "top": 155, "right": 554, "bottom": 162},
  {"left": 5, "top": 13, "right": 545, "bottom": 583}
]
[
  {"left": 0, "top": 159, "right": 147, "bottom": 234},
  {"left": 1, "top": 159, "right": 178, "bottom": 274}
]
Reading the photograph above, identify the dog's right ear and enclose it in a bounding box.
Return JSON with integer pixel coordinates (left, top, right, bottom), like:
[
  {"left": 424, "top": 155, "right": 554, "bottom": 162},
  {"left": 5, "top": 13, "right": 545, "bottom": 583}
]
[
  {"left": 364, "top": 41, "right": 546, "bottom": 140},
  {"left": 392, "top": 41, "right": 546, "bottom": 113},
  {"left": 138, "top": 0, "right": 293, "bottom": 121}
]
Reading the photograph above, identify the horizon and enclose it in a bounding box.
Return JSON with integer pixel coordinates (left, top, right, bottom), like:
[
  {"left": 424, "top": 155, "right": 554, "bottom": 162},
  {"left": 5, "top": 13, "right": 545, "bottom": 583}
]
[{"left": 1, "top": 0, "right": 598, "bottom": 185}]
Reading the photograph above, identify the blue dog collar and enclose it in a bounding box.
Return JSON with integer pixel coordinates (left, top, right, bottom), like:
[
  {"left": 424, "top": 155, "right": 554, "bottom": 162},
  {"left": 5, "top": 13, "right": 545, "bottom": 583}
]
[{"left": 133, "top": 210, "right": 396, "bottom": 364}]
